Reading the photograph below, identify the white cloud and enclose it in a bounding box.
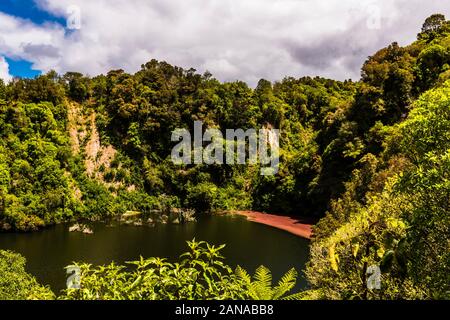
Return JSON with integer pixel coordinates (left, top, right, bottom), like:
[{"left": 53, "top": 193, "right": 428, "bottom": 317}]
[
  {"left": 0, "top": 0, "right": 449, "bottom": 85},
  {"left": 0, "top": 56, "right": 12, "bottom": 82}
]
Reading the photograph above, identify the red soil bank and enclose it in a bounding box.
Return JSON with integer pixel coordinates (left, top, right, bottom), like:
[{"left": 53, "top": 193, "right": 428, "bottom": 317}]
[{"left": 228, "top": 210, "right": 314, "bottom": 239}]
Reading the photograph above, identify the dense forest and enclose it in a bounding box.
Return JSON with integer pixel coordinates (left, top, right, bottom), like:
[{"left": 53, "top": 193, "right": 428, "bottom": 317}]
[{"left": 0, "top": 14, "right": 449, "bottom": 299}]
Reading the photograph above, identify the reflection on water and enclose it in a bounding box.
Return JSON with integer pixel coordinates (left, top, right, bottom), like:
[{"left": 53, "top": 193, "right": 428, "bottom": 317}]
[{"left": 0, "top": 215, "right": 310, "bottom": 294}]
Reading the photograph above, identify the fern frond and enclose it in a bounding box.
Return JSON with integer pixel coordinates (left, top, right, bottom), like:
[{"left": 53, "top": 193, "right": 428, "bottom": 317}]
[
  {"left": 250, "top": 266, "right": 273, "bottom": 299},
  {"left": 253, "top": 265, "right": 272, "bottom": 288},
  {"left": 272, "top": 268, "right": 297, "bottom": 300},
  {"left": 235, "top": 265, "right": 251, "bottom": 284},
  {"left": 281, "top": 292, "right": 307, "bottom": 300},
  {"left": 282, "top": 289, "right": 324, "bottom": 300}
]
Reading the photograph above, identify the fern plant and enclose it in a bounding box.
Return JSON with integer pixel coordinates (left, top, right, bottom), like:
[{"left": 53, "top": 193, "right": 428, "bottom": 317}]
[
  {"left": 59, "top": 240, "right": 306, "bottom": 300},
  {"left": 236, "top": 265, "right": 301, "bottom": 300}
]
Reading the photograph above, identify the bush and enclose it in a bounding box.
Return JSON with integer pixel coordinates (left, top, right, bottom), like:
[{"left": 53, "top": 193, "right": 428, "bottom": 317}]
[
  {"left": 0, "top": 250, "right": 54, "bottom": 300},
  {"left": 60, "top": 240, "right": 302, "bottom": 300}
]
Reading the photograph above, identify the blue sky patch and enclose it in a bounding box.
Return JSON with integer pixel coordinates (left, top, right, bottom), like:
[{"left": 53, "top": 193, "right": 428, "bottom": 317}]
[
  {"left": 0, "top": 0, "right": 65, "bottom": 25},
  {"left": 6, "top": 57, "right": 41, "bottom": 79},
  {"left": 0, "top": 0, "right": 63, "bottom": 78}
]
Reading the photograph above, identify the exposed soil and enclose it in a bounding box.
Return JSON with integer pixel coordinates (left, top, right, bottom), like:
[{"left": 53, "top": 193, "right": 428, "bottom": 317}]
[
  {"left": 67, "top": 101, "right": 84, "bottom": 155},
  {"left": 66, "top": 101, "right": 135, "bottom": 192},
  {"left": 228, "top": 210, "right": 314, "bottom": 239}
]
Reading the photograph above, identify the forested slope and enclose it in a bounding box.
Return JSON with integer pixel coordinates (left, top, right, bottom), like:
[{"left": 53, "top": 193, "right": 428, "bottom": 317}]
[{"left": 0, "top": 14, "right": 449, "bottom": 299}]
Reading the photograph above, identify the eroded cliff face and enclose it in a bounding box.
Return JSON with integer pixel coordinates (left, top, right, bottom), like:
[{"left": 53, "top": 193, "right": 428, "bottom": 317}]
[{"left": 66, "top": 101, "right": 134, "bottom": 194}]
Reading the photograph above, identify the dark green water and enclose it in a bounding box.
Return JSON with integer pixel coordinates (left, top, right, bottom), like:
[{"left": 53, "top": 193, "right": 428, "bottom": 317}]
[{"left": 0, "top": 214, "right": 310, "bottom": 294}]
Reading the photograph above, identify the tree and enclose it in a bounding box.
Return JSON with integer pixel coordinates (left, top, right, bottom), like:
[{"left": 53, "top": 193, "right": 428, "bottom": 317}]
[
  {"left": 418, "top": 14, "right": 448, "bottom": 41},
  {"left": 416, "top": 44, "right": 450, "bottom": 91},
  {"left": 393, "top": 82, "right": 450, "bottom": 297},
  {"left": 0, "top": 79, "right": 5, "bottom": 100},
  {"left": 306, "top": 82, "right": 450, "bottom": 300},
  {"left": 421, "top": 14, "right": 446, "bottom": 33},
  {"left": 63, "top": 72, "right": 89, "bottom": 102}
]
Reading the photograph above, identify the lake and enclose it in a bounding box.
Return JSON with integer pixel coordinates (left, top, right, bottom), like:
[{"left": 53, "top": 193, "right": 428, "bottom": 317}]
[{"left": 0, "top": 214, "right": 310, "bottom": 294}]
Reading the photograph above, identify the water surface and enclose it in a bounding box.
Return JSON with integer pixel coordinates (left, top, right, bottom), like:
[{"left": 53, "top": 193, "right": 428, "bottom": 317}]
[{"left": 0, "top": 214, "right": 310, "bottom": 293}]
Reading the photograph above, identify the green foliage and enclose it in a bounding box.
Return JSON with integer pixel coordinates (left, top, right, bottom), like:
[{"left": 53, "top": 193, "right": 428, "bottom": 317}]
[
  {"left": 418, "top": 14, "right": 450, "bottom": 41},
  {"left": 235, "top": 265, "right": 300, "bottom": 300},
  {"left": 0, "top": 250, "right": 54, "bottom": 300},
  {"left": 416, "top": 44, "right": 450, "bottom": 91},
  {"left": 0, "top": 14, "right": 449, "bottom": 300},
  {"left": 63, "top": 72, "right": 90, "bottom": 103},
  {"left": 0, "top": 241, "right": 302, "bottom": 300},
  {"left": 185, "top": 182, "right": 220, "bottom": 213},
  {"left": 306, "top": 81, "right": 450, "bottom": 300},
  {"left": 0, "top": 101, "right": 77, "bottom": 230},
  {"left": 392, "top": 82, "right": 450, "bottom": 298},
  {"left": 59, "top": 240, "right": 301, "bottom": 300}
]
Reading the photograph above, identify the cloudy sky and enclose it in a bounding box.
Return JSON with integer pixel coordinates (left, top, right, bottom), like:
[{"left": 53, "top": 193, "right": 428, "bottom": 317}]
[{"left": 0, "top": 0, "right": 449, "bottom": 86}]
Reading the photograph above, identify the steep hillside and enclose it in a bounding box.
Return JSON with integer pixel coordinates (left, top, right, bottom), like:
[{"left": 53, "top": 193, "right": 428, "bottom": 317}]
[
  {"left": 1, "top": 16, "right": 450, "bottom": 235},
  {"left": 0, "top": 13, "right": 448, "bottom": 299}
]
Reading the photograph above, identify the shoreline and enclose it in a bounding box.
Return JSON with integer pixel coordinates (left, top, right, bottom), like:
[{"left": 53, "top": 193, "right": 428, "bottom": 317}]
[{"left": 227, "top": 210, "right": 314, "bottom": 239}]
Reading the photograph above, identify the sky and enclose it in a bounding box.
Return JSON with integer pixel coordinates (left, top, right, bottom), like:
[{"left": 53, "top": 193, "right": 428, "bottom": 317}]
[{"left": 0, "top": 0, "right": 449, "bottom": 86}]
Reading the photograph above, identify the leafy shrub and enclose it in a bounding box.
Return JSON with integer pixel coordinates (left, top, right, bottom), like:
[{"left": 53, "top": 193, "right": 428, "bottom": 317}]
[
  {"left": 0, "top": 250, "right": 54, "bottom": 300},
  {"left": 60, "top": 240, "right": 301, "bottom": 300}
]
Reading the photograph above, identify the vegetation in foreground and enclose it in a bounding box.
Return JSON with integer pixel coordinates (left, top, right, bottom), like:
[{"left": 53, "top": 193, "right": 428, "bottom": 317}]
[
  {"left": 0, "top": 240, "right": 307, "bottom": 300},
  {"left": 0, "top": 15, "right": 449, "bottom": 299}
]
